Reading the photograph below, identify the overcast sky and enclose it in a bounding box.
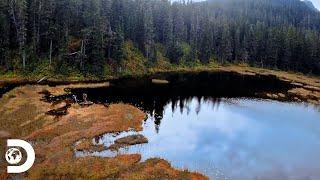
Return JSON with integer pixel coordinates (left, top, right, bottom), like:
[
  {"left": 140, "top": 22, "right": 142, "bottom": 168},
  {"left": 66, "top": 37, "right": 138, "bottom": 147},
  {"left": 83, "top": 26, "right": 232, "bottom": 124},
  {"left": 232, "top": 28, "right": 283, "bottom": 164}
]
[{"left": 310, "top": 0, "right": 320, "bottom": 10}]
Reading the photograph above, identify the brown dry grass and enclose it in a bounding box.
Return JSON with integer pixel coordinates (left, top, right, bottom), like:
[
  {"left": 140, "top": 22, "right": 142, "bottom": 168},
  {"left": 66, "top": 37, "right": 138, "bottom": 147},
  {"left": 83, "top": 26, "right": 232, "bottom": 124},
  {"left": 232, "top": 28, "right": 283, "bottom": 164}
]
[
  {"left": 219, "top": 65, "right": 320, "bottom": 88},
  {"left": 43, "top": 82, "right": 110, "bottom": 96},
  {"left": 28, "top": 155, "right": 142, "bottom": 180},
  {"left": 150, "top": 64, "right": 320, "bottom": 104},
  {"left": 75, "top": 138, "right": 106, "bottom": 152},
  {"left": 2, "top": 65, "right": 318, "bottom": 179},
  {"left": 222, "top": 65, "right": 320, "bottom": 104},
  {"left": 120, "top": 158, "right": 206, "bottom": 180},
  {"left": 0, "top": 84, "right": 208, "bottom": 180}
]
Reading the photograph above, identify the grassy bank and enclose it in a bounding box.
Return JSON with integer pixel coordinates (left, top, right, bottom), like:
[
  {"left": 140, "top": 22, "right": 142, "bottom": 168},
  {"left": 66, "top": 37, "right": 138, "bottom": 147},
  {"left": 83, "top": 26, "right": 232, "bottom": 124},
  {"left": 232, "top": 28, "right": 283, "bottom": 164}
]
[{"left": 1, "top": 63, "right": 319, "bottom": 88}]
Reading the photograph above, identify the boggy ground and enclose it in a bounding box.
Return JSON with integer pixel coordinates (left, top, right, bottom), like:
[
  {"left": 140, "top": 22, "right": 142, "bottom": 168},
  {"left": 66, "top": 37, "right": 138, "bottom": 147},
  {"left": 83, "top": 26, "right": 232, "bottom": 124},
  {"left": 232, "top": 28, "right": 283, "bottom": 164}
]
[
  {"left": 0, "top": 84, "right": 207, "bottom": 180},
  {"left": 0, "top": 65, "right": 319, "bottom": 179}
]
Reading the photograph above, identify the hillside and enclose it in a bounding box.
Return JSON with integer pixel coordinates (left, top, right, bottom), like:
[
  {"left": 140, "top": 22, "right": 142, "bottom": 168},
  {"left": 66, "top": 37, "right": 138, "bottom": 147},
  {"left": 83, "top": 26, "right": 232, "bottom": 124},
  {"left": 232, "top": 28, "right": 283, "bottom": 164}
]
[
  {"left": 302, "top": 0, "right": 318, "bottom": 11},
  {"left": 0, "top": 0, "right": 319, "bottom": 78}
]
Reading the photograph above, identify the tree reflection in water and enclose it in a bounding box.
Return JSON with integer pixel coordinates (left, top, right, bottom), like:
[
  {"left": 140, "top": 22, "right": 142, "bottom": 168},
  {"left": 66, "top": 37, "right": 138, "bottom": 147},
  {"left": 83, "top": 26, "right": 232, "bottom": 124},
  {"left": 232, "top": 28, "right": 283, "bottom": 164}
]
[{"left": 71, "top": 71, "right": 294, "bottom": 133}]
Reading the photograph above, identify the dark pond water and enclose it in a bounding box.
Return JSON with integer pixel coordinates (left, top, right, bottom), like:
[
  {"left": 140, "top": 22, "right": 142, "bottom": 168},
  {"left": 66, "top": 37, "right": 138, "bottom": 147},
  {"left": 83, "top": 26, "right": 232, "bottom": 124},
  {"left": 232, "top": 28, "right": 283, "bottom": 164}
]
[
  {"left": 0, "top": 84, "right": 16, "bottom": 98},
  {"left": 71, "top": 72, "right": 320, "bottom": 180}
]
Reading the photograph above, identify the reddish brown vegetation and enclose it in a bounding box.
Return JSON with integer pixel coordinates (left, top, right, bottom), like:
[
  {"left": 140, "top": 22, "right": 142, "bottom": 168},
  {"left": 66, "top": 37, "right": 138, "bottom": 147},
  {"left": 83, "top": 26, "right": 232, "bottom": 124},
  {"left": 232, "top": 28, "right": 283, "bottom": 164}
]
[{"left": 0, "top": 84, "right": 208, "bottom": 180}]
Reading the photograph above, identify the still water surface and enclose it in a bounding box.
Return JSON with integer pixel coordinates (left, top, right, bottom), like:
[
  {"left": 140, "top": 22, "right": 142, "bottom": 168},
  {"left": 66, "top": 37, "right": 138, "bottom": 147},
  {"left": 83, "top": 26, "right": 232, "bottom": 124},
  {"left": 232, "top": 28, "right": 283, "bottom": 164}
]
[{"left": 77, "top": 98, "right": 320, "bottom": 180}]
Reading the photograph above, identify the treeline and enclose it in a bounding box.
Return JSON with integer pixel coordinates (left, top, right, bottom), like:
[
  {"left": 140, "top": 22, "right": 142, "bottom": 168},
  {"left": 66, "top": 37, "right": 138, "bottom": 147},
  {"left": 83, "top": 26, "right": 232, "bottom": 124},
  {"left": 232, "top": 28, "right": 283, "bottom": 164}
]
[{"left": 0, "top": 0, "right": 320, "bottom": 76}]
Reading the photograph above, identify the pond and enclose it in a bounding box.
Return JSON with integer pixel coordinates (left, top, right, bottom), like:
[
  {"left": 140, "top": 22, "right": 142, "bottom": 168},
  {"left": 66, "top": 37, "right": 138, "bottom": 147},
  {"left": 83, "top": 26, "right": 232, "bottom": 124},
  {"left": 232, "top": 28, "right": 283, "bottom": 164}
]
[
  {"left": 76, "top": 97, "right": 320, "bottom": 180},
  {"left": 72, "top": 72, "right": 320, "bottom": 179}
]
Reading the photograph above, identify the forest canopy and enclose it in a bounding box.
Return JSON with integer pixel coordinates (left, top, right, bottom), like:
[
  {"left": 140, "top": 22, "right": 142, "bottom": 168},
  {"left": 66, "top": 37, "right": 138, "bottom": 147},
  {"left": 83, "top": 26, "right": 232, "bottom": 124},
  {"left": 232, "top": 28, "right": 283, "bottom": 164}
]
[{"left": 0, "top": 0, "right": 320, "bottom": 77}]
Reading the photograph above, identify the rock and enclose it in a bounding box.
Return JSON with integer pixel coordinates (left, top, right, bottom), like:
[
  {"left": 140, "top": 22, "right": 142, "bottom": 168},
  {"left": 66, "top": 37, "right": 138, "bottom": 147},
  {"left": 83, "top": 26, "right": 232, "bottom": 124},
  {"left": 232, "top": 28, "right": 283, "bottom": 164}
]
[
  {"left": 108, "top": 134, "right": 148, "bottom": 151},
  {"left": 291, "top": 82, "right": 304, "bottom": 87},
  {"left": 266, "top": 93, "right": 278, "bottom": 99},
  {"left": 278, "top": 93, "right": 286, "bottom": 98},
  {"left": 294, "top": 97, "right": 301, "bottom": 101},
  {"left": 266, "top": 93, "right": 272, "bottom": 98},
  {"left": 280, "top": 78, "right": 291, "bottom": 83},
  {"left": 152, "top": 79, "right": 169, "bottom": 84}
]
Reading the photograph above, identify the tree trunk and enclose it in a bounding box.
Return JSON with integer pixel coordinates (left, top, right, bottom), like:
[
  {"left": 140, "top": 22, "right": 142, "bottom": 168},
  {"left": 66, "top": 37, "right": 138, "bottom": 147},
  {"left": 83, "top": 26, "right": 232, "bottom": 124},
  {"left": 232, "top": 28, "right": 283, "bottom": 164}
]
[
  {"left": 80, "top": 40, "right": 85, "bottom": 68},
  {"left": 37, "top": 1, "right": 42, "bottom": 47},
  {"left": 49, "top": 39, "right": 52, "bottom": 65},
  {"left": 9, "top": 0, "right": 27, "bottom": 69},
  {"left": 22, "top": 49, "right": 26, "bottom": 69}
]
